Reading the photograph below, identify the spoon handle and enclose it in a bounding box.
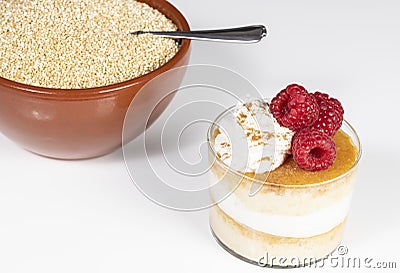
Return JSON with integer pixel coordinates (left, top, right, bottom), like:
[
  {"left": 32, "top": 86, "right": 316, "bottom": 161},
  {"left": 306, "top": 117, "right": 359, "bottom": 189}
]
[{"left": 131, "top": 25, "right": 267, "bottom": 43}]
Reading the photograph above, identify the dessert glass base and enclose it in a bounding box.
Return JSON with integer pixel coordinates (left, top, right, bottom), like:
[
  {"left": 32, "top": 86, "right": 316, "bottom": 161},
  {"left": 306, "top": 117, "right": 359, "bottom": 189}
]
[
  {"left": 210, "top": 223, "right": 339, "bottom": 268},
  {"left": 207, "top": 107, "right": 361, "bottom": 268},
  {"left": 210, "top": 206, "right": 345, "bottom": 267}
]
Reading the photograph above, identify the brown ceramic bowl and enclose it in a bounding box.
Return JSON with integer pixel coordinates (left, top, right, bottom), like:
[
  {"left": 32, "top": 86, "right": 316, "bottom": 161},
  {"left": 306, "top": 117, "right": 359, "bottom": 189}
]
[{"left": 0, "top": 0, "right": 191, "bottom": 159}]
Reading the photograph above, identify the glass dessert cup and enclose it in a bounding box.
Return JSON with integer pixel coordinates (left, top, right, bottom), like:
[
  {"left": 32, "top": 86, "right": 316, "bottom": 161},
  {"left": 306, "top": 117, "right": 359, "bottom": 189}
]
[{"left": 207, "top": 107, "right": 361, "bottom": 268}]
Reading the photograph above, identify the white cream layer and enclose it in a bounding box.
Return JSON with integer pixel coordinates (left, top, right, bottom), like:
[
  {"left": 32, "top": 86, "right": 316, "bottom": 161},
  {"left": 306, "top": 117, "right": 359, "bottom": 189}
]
[
  {"left": 213, "top": 100, "right": 294, "bottom": 173},
  {"left": 215, "top": 192, "right": 352, "bottom": 238}
]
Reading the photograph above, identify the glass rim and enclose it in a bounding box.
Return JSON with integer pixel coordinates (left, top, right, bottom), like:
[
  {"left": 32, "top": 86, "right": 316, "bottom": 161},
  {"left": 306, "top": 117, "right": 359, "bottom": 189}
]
[{"left": 206, "top": 103, "right": 362, "bottom": 188}]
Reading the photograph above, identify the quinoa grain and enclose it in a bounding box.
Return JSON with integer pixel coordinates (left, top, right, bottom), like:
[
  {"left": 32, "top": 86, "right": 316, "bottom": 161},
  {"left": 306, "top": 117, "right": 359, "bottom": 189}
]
[{"left": 0, "top": 0, "right": 180, "bottom": 89}]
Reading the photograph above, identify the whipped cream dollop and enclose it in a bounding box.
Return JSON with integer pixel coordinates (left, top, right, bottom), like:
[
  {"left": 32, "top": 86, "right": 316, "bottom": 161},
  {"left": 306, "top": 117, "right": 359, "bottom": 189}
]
[{"left": 214, "top": 99, "right": 294, "bottom": 173}]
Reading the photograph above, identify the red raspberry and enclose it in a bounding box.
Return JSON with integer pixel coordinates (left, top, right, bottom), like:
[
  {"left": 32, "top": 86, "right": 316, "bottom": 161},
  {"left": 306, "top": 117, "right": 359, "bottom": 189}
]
[
  {"left": 270, "top": 84, "right": 319, "bottom": 131},
  {"left": 310, "top": 92, "right": 344, "bottom": 137},
  {"left": 292, "top": 129, "right": 336, "bottom": 171}
]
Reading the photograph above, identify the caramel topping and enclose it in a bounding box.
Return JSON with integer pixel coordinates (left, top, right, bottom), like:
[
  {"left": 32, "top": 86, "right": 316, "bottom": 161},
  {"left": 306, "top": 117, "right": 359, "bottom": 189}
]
[{"left": 246, "top": 130, "right": 358, "bottom": 185}]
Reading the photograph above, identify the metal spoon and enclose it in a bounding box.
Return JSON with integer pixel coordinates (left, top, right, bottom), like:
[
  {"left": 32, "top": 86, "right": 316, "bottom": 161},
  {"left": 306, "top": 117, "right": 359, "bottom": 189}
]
[{"left": 130, "top": 25, "right": 267, "bottom": 43}]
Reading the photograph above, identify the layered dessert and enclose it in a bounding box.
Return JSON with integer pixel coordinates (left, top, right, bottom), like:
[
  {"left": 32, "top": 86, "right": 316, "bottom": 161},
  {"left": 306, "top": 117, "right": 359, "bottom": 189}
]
[{"left": 208, "top": 84, "right": 361, "bottom": 267}]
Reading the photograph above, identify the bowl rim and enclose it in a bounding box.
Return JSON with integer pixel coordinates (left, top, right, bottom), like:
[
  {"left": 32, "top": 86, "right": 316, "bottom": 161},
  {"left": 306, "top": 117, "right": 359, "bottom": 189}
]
[{"left": 0, "top": 0, "right": 191, "bottom": 98}]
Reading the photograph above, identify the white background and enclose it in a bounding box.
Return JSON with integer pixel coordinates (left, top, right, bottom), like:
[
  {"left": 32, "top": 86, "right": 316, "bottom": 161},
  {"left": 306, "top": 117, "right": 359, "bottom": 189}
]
[{"left": 1, "top": 0, "right": 399, "bottom": 272}]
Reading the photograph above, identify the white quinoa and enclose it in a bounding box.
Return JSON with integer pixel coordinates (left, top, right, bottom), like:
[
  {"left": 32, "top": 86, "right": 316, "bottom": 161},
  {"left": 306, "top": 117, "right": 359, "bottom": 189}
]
[{"left": 0, "top": 0, "right": 180, "bottom": 89}]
